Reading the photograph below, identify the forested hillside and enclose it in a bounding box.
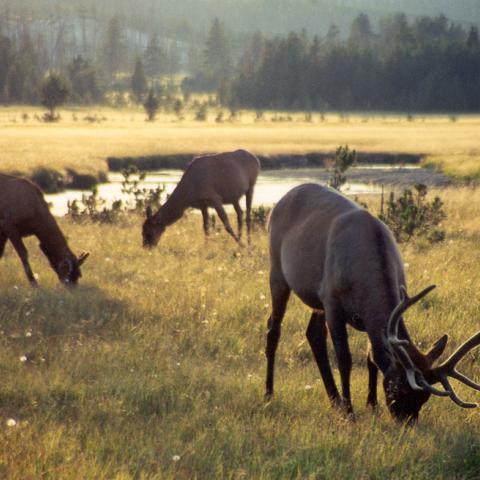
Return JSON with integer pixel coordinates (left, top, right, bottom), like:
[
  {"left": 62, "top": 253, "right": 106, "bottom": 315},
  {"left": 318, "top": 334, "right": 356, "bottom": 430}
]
[{"left": 0, "top": 1, "right": 478, "bottom": 111}]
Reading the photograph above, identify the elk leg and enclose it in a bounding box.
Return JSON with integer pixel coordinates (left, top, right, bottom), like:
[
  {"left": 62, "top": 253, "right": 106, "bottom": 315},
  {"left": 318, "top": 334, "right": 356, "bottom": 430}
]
[
  {"left": 0, "top": 230, "right": 7, "bottom": 257},
  {"left": 5, "top": 227, "right": 37, "bottom": 285},
  {"left": 245, "top": 187, "right": 254, "bottom": 244},
  {"left": 201, "top": 206, "right": 209, "bottom": 236},
  {"left": 366, "top": 352, "right": 379, "bottom": 408},
  {"left": 213, "top": 201, "right": 240, "bottom": 243},
  {"left": 233, "top": 201, "right": 243, "bottom": 239},
  {"left": 265, "top": 271, "right": 291, "bottom": 399},
  {"left": 326, "top": 305, "right": 353, "bottom": 413},
  {"left": 306, "top": 311, "right": 340, "bottom": 404}
]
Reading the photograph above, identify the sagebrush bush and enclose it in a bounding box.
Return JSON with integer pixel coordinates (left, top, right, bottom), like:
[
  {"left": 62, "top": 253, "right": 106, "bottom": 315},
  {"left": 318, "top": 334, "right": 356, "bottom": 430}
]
[{"left": 379, "top": 184, "right": 446, "bottom": 243}]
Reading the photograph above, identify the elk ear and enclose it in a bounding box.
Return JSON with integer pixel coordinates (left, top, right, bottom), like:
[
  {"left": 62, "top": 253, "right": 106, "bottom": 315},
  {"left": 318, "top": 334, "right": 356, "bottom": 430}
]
[
  {"left": 146, "top": 206, "right": 152, "bottom": 219},
  {"left": 78, "top": 251, "right": 90, "bottom": 266},
  {"left": 426, "top": 334, "right": 449, "bottom": 365}
]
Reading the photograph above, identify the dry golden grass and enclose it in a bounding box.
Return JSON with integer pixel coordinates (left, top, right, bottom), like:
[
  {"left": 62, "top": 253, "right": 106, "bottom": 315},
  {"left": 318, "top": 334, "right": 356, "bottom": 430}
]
[
  {"left": 0, "top": 188, "right": 479, "bottom": 478},
  {"left": 1, "top": 107, "right": 479, "bottom": 179}
]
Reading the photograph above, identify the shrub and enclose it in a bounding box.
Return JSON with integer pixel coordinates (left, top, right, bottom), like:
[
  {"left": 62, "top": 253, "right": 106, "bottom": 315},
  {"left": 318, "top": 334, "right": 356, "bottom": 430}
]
[
  {"left": 67, "top": 188, "right": 123, "bottom": 224},
  {"left": 67, "top": 167, "right": 165, "bottom": 223},
  {"left": 120, "top": 166, "right": 164, "bottom": 211},
  {"left": 143, "top": 88, "right": 160, "bottom": 121},
  {"left": 251, "top": 205, "right": 272, "bottom": 231},
  {"left": 41, "top": 71, "right": 69, "bottom": 122},
  {"left": 379, "top": 184, "right": 446, "bottom": 243},
  {"left": 31, "top": 168, "right": 65, "bottom": 193},
  {"left": 327, "top": 145, "right": 357, "bottom": 191},
  {"left": 195, "top": 103, "right": 208, "bottom": 121}
]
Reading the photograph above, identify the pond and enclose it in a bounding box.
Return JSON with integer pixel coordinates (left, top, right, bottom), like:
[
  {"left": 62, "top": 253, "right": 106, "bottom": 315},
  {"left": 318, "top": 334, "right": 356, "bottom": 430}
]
[{"left": 45, "top": 165, "right": 448, "bottom": 217}]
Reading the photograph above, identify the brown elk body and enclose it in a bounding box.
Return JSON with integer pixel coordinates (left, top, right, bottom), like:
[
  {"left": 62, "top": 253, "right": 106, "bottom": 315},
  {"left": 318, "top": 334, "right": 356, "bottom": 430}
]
[
  {"left": 0, "top": 174, "right": 89, "bottom": 286},
  {"left": 142, "top": 149, "right": 260, "bottom": 247},
  {"left": 266, "top": 183, "right": 480, "bottom": 421}
]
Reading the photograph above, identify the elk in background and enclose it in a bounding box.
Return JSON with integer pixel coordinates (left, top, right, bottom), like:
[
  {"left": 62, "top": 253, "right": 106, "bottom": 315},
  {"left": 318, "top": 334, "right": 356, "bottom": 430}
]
[
  {"left": 265, "top": 183, "right": 480, "bottom": 421},
  {"left": 142, "top": 149, "right": 260, "bottom": 247},
  {"left": 0, "top": 174, "right": 89, "bottom": 286}
]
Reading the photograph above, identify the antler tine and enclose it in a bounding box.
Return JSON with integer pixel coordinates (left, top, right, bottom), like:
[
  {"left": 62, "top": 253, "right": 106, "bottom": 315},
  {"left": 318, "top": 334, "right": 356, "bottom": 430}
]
[
  {"left": 439, "top": 377, "right": 478, "bottom": 409},
  {"left": 437, "top": 331, "right": 480, "bottom": 373},
  {"left": 433, "top": 331, "right": 480, "bottom": 408},
  {"left": 395, "top": 345, "right": 449, "bottom": 396},
  {"left": 387, "top": 284, "right": 436, "bottom": 345},
  {"left": 387, "top": 285, "right": 449, "bottom": 396}
]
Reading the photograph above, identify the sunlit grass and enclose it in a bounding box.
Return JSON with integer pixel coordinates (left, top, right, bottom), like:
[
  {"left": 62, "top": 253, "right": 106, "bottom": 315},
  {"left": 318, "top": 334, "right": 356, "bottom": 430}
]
[
  {"left": 1, "top": 106, "right": 479, "bottom": 180},
  {"left": 0, "top": 188, "right": 479, "bottom": 478}
]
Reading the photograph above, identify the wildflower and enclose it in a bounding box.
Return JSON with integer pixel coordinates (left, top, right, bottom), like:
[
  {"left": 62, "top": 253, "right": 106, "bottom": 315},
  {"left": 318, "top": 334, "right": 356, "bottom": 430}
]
[
  {"left": 19, "top": 355, "right": 27, "bottom": 363},
  {"left": 25, "top": 331, "right": 32, "bottom": 337},
  {"left": 259, "top": 294, "right": 266, "bottom": 301},
  {"left": 305, "top": 385, "right": 313, "bottom": 391},
  {"left": 172, "top": 455, "right": 181, "bottom": 462},
  {"left": 6, "top": 418, "right": 16, "bottom": 427}
]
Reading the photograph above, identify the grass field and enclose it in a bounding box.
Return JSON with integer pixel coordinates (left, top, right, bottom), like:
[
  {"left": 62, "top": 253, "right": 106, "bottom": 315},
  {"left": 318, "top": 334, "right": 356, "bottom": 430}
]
[
  {"left": 1, "top": 106, "right": 480, "bottom": 180},
  {"left": 0, "top": 189, "right": 479, "bottom": 479}
]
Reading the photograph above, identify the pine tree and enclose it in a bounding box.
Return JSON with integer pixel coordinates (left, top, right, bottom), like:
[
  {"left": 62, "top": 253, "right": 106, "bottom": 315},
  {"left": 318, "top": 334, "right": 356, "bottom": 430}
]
[
  {"left": 102, "top": 15, "right": 126, "bottom": 79},
  {"left": 41, "top": 71, "right": 70, "bottom": 121},
  {"left": 67, "top": 55, "right": 103, "bottom": 103},
  {"left": 349, "top": 13, "right": 373, "bottom": 49},
  {"left": 467, "top": 26, "right": 479, "bottom": 50},
  {"left": 143, "top": 87, "right": 160, "bottom": 121},
  {"left": 144, "top": 33, "right": 166, "bottom": 77},
  {"left": 131, "top": 56, "right": 147, "bottom": 101},
  {"left": 204, "top": 18, "right": 232, "bottom": 89}
]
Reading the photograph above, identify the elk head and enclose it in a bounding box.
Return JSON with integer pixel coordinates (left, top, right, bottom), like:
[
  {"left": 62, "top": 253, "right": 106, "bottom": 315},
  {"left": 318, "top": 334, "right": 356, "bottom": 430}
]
[
  {"left": 142, "top": 206, "right": 165, "bottom": 248},
  {"left": 384, "top": 285, "right": 480, "bottom": 422},
  {"left": 39, "top": 242, "right": 90, "bottom": 286},
  {"left": 56, "top": 251, "right": 90, "bottom": 286}
]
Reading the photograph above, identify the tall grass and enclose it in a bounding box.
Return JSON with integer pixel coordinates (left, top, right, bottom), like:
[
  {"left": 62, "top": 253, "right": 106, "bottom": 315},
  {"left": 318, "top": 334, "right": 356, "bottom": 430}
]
[{"left": 0, "top": 189, "right": 479, "bottom": 478}]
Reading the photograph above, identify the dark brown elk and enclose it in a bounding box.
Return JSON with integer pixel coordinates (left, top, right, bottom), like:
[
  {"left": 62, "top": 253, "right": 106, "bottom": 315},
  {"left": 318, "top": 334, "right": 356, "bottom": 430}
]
[
  {"left": 0, "top": 174, "right": 89, "bottom": 286},
  {"left": 265, "top": 183, "right": 480, "bottom": 421},
  {"left": 142, "top": 149, "right": 260, "bottom": 247}
]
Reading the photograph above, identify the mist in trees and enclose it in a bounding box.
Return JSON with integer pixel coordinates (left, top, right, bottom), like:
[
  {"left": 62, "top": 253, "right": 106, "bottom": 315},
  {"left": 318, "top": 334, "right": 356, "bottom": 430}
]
[
  {"left": 0, "top": 1, "right": 478, "bottom": 112},
  {"left": 229, "top": 13, "right": 480, "bottom": 112}
]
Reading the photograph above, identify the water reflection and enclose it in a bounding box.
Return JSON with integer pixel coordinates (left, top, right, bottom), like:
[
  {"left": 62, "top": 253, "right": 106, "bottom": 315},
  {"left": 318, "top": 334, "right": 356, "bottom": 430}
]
[{"left": 45, "top": 167, "right": 415, "bottom": 217}]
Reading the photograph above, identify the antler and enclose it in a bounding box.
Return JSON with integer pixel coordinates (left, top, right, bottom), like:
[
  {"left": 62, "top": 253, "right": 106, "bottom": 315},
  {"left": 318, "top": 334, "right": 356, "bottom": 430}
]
[
  {"left": 387, "top": 285, "right": 449, "bottom": 397},
  {"left": 432, "top": 331, "right": 480, "bottom": 408}
]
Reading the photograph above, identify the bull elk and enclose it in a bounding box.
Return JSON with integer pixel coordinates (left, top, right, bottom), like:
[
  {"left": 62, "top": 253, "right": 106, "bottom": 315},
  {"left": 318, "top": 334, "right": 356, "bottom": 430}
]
[
  {"left": 265, "top": 183, "right": 480, "bottom": 421},
  {"left": 142, "top": 149, "right": 260, "bottom": 247},
  {"left": 0, "top": 174, "right": 89, "bottom": 286}
]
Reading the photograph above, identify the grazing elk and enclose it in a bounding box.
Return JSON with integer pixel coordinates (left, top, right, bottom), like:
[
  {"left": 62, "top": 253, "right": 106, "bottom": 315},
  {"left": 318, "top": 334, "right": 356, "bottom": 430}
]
[
  {"left": 0, "top": 174, "right": 89, "bottom": 286},
  {"left": 142, "top": 149, "right": 260, "bottom": 247},
  {"left": 265, "top": 183, "right": 480, "bottom": 421}
]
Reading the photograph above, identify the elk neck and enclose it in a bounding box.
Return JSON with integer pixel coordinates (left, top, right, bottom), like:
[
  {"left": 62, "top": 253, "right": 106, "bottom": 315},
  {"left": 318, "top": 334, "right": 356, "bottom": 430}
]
[
  {"left": 35, "top": 214, "right": 74, "bottom": 265},
  {"left": 155, "top": 180, "right": 191, "bottom": 226}
]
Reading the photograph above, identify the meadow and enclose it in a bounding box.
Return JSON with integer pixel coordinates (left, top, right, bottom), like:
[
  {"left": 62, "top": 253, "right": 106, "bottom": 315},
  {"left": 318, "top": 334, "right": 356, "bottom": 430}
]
[
  {"left": 1, "top": 107, "right": 480, "bottom": 181},
  {"left": 0, "top": 187, "right": 480, "bottom": 479}
]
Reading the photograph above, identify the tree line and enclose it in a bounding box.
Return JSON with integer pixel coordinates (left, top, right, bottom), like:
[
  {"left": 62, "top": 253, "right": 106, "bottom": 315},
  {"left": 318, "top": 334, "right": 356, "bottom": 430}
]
[
  {"left": 0, "top": 8, "right": 479, "bottom": 113},
  {"left": 225, "top": 14, "right": 480, "bottom": 111}
]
